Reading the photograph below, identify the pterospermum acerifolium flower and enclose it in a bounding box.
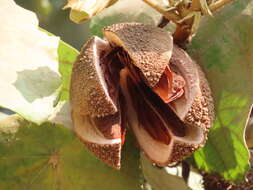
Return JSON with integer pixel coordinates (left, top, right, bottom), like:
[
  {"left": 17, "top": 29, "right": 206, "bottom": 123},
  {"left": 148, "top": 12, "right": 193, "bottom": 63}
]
[{"left": 70, "top": 23, "right": 214, "bottom": 169}]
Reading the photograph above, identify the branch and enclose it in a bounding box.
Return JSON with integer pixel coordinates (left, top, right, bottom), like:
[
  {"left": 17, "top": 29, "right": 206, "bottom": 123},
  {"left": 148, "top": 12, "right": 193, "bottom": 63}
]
[
  {"left": 142, "top": 0, "right": 180, "bottom": 23},
  {"left": 210, "top": 0, "right": 234, "bottom": 12},
  {"left": 190, "top": 0, "right": 201, "bottom": 11}
]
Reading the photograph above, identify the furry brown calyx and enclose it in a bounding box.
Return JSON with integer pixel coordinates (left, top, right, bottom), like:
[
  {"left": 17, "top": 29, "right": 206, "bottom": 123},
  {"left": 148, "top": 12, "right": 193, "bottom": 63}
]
[{"left": 70, "top": 22, "right": 214, "bottom": 169}]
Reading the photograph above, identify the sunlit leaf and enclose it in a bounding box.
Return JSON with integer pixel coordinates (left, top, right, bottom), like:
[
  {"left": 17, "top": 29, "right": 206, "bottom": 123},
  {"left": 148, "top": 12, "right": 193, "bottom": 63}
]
[
  {"left": 0, "top": 115, "right": 141, "bottom": 190},
  {"left": 0, "top": 0, "right": 60, "bottom": 124},
  {"left": 49, "top": 39, "right": 78, "bottom": 129},
  {"left": 63, "top": 0, "right": 118, "bottom": 23},
  {"left": 58, "top": 41, "right": 79, "bottom": 101},
  {"left": 189, "top": 0, "right": 253, "bottom": 183},
  {"left": 38, "top": 29, "right": 79, "bottom": 102}
]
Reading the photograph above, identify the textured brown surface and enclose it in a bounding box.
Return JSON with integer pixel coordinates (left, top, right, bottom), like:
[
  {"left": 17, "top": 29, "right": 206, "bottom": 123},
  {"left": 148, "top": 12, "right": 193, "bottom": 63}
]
[
  {"left": 119, "top": 44, "right": 214, "bottom": 167},
  {"left": 72, "top": 111, "right": 122, "bottom": 169},
  {"left": 171, "top": 45, "right": 214, "bottom": 130},
  {"left": 70, "top": 36, "right": 118, "bottom": 118},
  {"left": 103, "top": 22, "right": 173, "bottom": 88},
  {"left": 168, "top": 141, "right": 200, "bottom": 166},
  {"left": 203, "top": 173, "right": 233, "bottom": 190},
  {"left": 165, "top": 47, "right": 214, "bottom": 166},
  {"left": 82, "top": 139, "right": 121, "bottom": 169}
]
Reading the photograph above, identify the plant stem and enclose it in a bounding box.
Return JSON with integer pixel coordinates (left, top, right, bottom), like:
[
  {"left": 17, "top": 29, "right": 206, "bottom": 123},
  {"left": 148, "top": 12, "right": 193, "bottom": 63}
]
[
  {"left": 190, "top": 0, "right": 201, "bottom": 11},
  {"left": 143, "top": 0, "right": 234, "bottom": 46},
  {"left": 168, "top": 0, "right": 174, "bottom": 6},
  {"left": 142, "top": 0, "right": 180, "bottom": 23},
  {"left": 210, "top": 0, "right": 234, "bottom": 11},
  {"left": 157, "top": 16, "right": 170, "bottom": 28}
]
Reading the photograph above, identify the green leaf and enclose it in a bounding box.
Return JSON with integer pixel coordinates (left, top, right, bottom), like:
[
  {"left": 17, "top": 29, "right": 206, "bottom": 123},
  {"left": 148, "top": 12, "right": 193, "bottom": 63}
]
[
  {"left": 189, "top": 0, "right": 253, "bottom": 183},
  {"left": 38, "top": 29, "right": 79, "bottom": 102},
  {"left": 58, "top": 41, "right": 79, "bottom": 101},
  {"left": 90, "top": 0, "right": 162, "bottom": 37},
  {"left": 0, "top": 0, "right": 61, "bottom": 124},
  {"left": 48, "top": 38, "right": 78, "bottom": 128},
  {"left": 0, "top": 115, "right": 141, "bottom": 190}
]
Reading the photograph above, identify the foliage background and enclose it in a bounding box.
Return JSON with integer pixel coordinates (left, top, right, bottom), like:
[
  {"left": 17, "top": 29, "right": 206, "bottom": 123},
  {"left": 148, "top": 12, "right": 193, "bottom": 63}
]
[{"left": 14, "top": 0, "right": 90, "bottom": 50}]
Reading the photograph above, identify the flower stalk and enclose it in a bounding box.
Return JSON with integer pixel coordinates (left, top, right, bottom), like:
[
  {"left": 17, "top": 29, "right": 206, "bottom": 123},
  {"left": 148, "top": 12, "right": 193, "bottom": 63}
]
[{"left": 142, "top": 0, "right": 235, "bottom": 45}]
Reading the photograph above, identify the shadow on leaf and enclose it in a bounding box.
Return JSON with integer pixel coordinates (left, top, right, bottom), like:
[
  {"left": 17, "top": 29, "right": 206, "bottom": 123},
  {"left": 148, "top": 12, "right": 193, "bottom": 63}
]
[{"left": 13, "top": 66, "right": 61, "bottom": 103}]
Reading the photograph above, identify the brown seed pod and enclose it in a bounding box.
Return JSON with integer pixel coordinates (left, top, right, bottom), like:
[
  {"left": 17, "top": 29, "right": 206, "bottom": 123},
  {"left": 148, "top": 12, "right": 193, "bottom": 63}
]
[{"left": 70, "top": 22, "right": 214, "bottom": 169}]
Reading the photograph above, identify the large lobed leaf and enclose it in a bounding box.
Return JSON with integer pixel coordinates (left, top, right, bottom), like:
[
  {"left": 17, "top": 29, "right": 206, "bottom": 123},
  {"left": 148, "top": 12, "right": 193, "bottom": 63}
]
[
  {"left": 189, "top": 0, "right": 253, "bottom": 183},
  {"left": 0, "top": 115, "right": 140, "bottom": 190},
  {"left": 0, "top": 0, "right": 60, "bottom": 124}
]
